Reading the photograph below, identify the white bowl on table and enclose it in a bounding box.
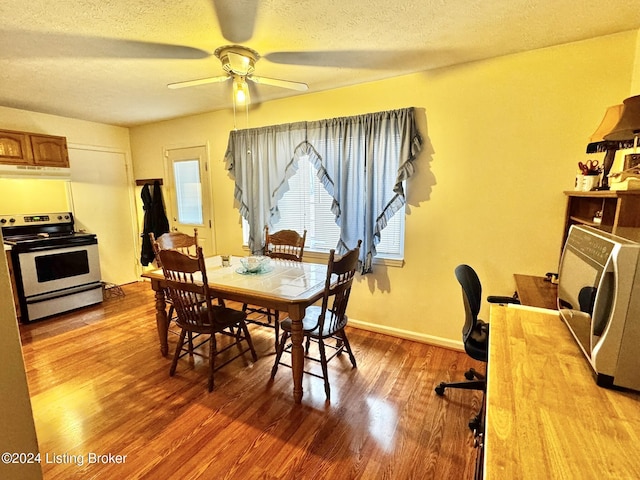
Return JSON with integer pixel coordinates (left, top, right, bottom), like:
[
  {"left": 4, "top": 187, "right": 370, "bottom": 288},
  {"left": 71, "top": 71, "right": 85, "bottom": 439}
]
[{"left": 239, "top": 255, "right": 270, "bottom": 273}]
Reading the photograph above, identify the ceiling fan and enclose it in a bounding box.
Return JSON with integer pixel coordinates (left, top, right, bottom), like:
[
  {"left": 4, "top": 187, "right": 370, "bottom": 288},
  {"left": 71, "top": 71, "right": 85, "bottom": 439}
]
[
  {"left": 162, "top": 0, "right": 429, "bottom": 105},
  {"left": 9, "top": 0, "right": 428, "bottom": 110},
  {"left": 167, "top": 45, "right": 308, "bottom": 104}
]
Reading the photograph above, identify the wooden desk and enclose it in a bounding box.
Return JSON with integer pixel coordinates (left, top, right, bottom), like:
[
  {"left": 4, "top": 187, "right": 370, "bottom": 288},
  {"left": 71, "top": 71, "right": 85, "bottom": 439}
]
[
  {"left": 142, "top": 256, "right": 328, "bottom": 404},
  {"left": 485, "top": 305, "right": 640, "bottom": 479},
  {"left": 513, "top": 274, "right": 557, "bottom": 310}
]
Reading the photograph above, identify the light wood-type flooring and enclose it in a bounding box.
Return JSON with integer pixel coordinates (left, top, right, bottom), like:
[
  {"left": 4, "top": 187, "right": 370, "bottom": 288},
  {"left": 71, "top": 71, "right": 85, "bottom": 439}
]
[{"left": 19, "top": 281, "right": 484, "bottom": 480}]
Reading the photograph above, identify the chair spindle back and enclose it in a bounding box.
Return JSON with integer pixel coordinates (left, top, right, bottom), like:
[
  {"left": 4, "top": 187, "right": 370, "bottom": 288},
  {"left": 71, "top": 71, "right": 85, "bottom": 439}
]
[
  {"left": 316, "top": 240, "right": 361, "bottom": 334},
  {"left": 153, "top": 246, "right": 213, "bottom": 329},
  {"left": 264, "top": 227, "right": 307, "bottom": 261}
]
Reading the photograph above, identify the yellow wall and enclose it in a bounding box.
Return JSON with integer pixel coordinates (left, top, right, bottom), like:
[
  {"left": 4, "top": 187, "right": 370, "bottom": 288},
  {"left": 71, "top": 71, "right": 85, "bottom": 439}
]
[
  {"left": 130, "top": 31, "right": 636, "bottom": 347},
  {"left": 632, "top": 29, "right": 640, "bottom": 92},
  {"left": 0, "top": 179, "right": 70, "bottom": 214}
]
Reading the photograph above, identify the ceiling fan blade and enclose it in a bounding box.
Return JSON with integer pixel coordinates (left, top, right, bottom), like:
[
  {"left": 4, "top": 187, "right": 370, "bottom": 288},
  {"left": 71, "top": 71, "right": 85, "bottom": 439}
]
[
  {"left": 249, "top": 75, "right": 308, "bottom": 91},
  {"left": 227, "top": 51, "right": 252, "bottom": 76},
  {"left": 264, "top": 50, "right": 431, "bottom": 69},
  {"left": 168, "top": 75, "right": 230, "bottom": 89},
  {"left": 211, "top": 0, "right": 259, "bottom": 43},
  {"left": 0, "top": 29, "right": 211, "bottom": 60}
]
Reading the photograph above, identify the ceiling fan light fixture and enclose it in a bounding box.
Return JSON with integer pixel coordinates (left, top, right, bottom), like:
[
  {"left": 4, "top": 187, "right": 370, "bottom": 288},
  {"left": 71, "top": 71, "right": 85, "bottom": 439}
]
[{"left": 233, "top": 76, "right": 250, "bottom": 105}]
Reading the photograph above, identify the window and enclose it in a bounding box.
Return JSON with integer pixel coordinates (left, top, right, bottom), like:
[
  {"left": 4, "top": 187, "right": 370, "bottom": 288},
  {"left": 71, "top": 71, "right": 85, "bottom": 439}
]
[
  {"left": 243, "top": 155, "right": 405, "bottom": 261},
  {"left": 227, "top": 107, "right": 421, "bottom": 272},
  {"left": 173, "top": 159, "right": 203, "bottom": 224}
]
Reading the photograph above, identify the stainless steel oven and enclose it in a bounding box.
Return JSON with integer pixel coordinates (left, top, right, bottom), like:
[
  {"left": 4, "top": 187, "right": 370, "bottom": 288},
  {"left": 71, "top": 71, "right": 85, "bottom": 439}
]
[{"left": 2, "top": 212, "right": 103, "bottom": 323}]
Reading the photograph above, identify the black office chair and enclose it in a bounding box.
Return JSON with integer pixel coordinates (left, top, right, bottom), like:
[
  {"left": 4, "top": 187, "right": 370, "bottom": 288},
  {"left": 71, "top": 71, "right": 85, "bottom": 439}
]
[{"left": 435, "top": 264, "right": 519, "bottom": 431}]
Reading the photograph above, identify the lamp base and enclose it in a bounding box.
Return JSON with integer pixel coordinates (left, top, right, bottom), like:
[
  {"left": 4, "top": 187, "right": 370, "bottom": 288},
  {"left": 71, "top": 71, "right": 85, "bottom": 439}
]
[{"left": 597, "top": 148, "right": 618, "bottom": 190}]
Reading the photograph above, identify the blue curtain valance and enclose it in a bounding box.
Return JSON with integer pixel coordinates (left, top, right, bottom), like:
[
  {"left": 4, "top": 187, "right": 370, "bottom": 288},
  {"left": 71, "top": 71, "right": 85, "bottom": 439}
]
[{"left": 225, "top": 107, "right": 422, "bottom": 273}]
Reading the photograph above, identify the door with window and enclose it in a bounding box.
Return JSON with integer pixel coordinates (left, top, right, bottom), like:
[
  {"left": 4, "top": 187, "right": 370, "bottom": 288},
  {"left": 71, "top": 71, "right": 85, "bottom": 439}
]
[{"left": 165, "top": 146, "right": 215, "bottom": 256}]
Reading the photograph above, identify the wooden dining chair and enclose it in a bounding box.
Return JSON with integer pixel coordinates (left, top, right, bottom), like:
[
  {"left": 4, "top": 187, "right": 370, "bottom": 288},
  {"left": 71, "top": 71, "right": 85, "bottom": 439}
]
[
  {"left": 271, "top": 240, "right": 361, "bottom": 400},
  {"left": 264, "top": 226, "right": 307, "bottom": 261},
  {"left": 151, "top": 229, "right": 199, "bottom": 256},
  {"left": 153, "top": 244, "right": 258, "bottom": 392},
  {"left": 150, "top": 229, "right": 199, "bottom": 331},
  {"left": 242, "top": 227, "right": 307, "bottom": 351}
]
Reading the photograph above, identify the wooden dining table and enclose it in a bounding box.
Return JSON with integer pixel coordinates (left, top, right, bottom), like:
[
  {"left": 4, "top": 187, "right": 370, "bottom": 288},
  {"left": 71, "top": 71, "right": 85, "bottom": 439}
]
[{"left": 142, "top": 255, "right": 328, "bottom": 403}]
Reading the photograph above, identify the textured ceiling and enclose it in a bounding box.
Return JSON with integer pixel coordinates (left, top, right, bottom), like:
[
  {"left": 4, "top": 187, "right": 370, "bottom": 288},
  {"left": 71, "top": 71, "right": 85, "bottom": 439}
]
[{"left": 1, "top": 0, "right": 640, "bottom": 127}]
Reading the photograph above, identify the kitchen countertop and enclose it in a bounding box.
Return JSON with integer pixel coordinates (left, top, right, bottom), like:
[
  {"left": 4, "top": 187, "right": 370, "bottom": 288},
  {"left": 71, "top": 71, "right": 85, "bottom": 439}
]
[{"left": 485, "top": 305, "right": 640, "bottom": 479}]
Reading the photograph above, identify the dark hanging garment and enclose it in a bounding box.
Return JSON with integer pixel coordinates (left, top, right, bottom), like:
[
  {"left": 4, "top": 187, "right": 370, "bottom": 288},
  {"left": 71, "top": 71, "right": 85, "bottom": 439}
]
[
  {"left": 140, "top": 181, "right": 170, "bottom": 266},
  {"left": 140, "top": 184, "right": 154, "bottom": 266}
]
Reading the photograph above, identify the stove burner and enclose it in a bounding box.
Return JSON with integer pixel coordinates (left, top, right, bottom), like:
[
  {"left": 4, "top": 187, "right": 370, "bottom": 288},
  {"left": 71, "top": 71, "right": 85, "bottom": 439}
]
[
  {"left": 4, "top": 231, "right": 90, "bottom": 243},
  {"left": 2, "top": 212, "right": 97, "bottom": 251}
]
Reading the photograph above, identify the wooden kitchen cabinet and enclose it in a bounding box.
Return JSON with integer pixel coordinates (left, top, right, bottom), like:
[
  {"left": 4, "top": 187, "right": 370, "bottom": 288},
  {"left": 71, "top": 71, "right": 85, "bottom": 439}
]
[
  {"left": 0, "top": 130, "right": 31, "bottom": 165},
  {"left": 0, "top": 129, "right": 69, "bottom": 168},
  {"left": 29, "top": 134, "right": 69, "bottom": 167},
  {"left": 563, "top": 190, "right": 640, "bottom": 244}
]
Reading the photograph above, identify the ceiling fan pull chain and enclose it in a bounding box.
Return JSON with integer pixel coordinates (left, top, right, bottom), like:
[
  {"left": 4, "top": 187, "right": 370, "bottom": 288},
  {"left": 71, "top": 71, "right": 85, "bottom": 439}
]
[{"left": 232, "top": 94, "right": 238, "bottom": 130}]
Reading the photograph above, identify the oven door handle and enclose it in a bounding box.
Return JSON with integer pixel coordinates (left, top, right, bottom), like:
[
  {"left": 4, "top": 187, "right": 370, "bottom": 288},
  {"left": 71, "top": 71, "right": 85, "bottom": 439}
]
[{"left": 17, "top": 239, "right": 97, "bottom": 252}]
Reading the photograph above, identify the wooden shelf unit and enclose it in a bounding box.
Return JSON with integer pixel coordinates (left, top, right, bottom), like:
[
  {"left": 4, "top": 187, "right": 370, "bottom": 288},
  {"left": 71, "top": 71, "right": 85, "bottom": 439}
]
[{"left": 563, "top": 190, "right": 640, "bottom": 244}]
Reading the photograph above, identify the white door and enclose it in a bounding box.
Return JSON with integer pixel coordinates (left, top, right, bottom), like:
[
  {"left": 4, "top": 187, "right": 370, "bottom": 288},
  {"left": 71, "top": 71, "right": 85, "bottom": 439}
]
[
  {"left": 165, "top": 146, "right": 215, "bottom": 256},
  {"left": 68, "top": 147, "right": 138, "bottom": 285}
]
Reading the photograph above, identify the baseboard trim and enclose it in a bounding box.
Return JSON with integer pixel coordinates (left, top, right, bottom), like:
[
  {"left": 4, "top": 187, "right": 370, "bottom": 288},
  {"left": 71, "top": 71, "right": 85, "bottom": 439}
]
[{"left": 347, "top": 318, "right": 464, "bottom": 352}]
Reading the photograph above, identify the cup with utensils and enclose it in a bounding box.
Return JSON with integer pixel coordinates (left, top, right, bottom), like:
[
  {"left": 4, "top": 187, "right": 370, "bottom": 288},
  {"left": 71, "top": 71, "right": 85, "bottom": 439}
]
[{"left": 577, "top": 160, "right": 601, "bottom": 190}]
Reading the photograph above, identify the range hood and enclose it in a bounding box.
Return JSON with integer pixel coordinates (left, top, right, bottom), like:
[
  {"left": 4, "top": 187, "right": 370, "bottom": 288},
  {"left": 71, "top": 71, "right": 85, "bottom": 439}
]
[{"left": 0, "top": 164, "right": 71, "bottom": 179}]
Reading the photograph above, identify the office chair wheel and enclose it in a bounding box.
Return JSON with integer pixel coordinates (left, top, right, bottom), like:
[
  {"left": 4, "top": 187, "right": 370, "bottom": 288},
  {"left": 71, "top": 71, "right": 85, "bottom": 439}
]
[
  {"left": 434, "top": 383, "right": 446, "bottom": 396},
  {"left": 464, "top": 368, "right": 477, "bottom": 380}
]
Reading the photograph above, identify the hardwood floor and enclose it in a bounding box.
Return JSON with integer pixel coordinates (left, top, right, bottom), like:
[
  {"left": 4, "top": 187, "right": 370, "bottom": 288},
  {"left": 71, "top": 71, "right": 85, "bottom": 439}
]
[{"left": 19, "top": 282, "right": 484, "bottom": 480}]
